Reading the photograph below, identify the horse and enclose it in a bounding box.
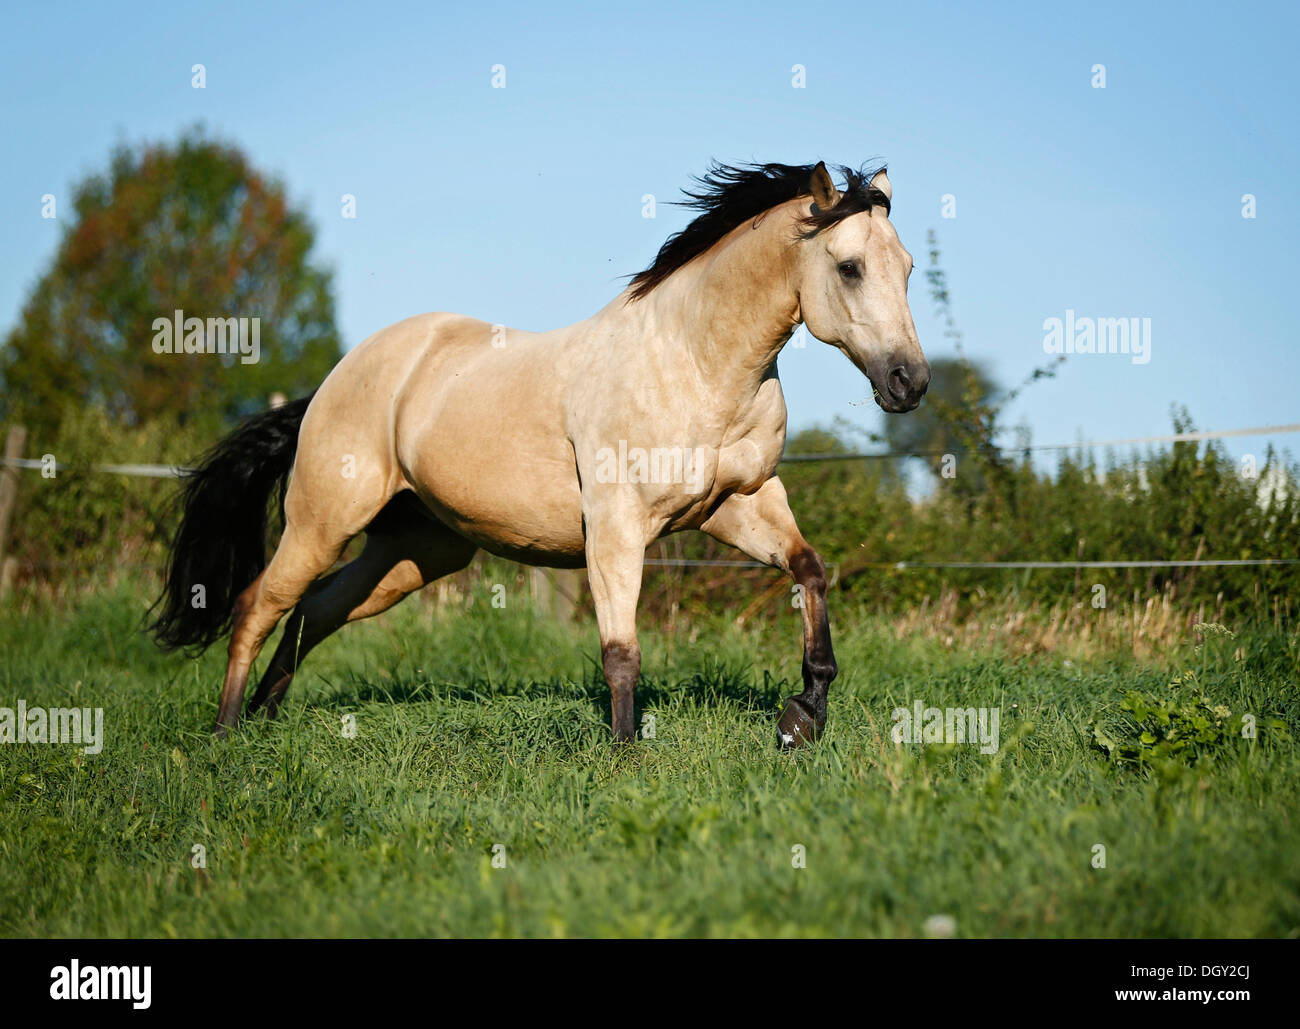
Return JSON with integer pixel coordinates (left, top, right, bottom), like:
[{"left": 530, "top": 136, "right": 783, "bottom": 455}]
[{"left": 150, "top": 160, "right": 929, "bottom": 748}]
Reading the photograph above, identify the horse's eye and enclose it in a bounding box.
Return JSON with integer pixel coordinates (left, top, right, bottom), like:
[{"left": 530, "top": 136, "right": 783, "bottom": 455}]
[{"left": 838, "top": 261, "right": 860, "bottom": 280}]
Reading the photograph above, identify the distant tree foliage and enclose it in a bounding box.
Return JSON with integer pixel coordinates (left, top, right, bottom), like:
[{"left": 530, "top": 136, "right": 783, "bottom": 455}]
[
  {"left": 643, "top": 414, "right": 1300, "bottom": 626},
  {"left": 878, "top": 354, "right": 999, "bottom": 474},
  {"left": 0, "top": 131, "right": 341, "bottom": 438},
  {"left": 872, "top": 229, "right": 1063, "bottom": 498}
]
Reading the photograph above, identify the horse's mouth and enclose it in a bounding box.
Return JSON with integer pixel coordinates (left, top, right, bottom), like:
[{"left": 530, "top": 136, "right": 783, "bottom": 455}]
[{"left": 872, "top": 387, "right": 922, "bottom": 415}]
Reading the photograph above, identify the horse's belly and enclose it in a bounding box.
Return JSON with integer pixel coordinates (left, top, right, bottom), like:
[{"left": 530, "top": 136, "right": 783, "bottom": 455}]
[
  {"left": 403, "top": 434, "right": 587, "bottom": 567},
  {"left": 389, "top": 330, "right": 588, "bottom": 565}
]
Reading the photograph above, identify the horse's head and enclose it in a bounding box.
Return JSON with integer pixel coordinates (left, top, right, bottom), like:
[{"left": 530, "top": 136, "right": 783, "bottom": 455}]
[{"left": 795, "top": 163, "right": 929, "bottom": 413}]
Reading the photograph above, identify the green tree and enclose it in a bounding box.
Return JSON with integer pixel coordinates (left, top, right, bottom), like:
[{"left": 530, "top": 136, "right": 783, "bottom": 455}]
[
  {"left": 0, "top": 130, "right": 341, "bottom": 438},
  {"left": 785, "top": 426, "right": 851, "bottom": 457},
  {"left": 882, "top": 229, "right": 1062, "bottom": 500},
  {"left": 880, "top": 354, "right": 1000, "bottom": 477}
]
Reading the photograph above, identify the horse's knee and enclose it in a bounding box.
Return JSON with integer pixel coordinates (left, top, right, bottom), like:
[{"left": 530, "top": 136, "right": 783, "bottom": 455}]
[{"left": 789, "top": 546, "right": 827, "bottom": 596}]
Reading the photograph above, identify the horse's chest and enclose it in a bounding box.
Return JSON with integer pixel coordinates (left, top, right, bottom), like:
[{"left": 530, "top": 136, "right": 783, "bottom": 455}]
[
  {"left": 723, "top": 377, "right": 786, "bottom": 464},
  {"left": 713, "top": 436, "right": 779, "bottom": 495},
  {"left": 700, "top": 385, "right": 787, "bottom": 499}
]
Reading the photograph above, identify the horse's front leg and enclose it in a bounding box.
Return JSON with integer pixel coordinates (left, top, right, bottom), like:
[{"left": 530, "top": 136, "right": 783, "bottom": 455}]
[
  {"left": 701, "top": 476, "right": 838, "bottom": 748},
  {"left": 582, "top": 510, "right": 648, "bottom": 744}
]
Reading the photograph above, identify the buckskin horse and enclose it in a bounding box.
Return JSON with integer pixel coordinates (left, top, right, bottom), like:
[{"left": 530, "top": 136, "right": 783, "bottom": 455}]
[{"left": 151, "top": 160, "right": 930, "bottom": 748}]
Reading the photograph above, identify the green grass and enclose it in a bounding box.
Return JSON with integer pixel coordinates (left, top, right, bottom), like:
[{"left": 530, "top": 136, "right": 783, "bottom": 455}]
[{"left": 1, "top": 581, "right": 1297, "bottom": 938}]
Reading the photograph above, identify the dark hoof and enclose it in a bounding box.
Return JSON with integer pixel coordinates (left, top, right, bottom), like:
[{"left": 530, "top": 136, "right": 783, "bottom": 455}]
[{"left": 777, "top": 696, "right": 822, "bottom": 749}]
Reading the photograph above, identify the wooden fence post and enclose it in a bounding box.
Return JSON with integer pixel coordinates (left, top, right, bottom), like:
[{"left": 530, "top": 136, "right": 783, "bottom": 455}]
[
  {"left": 0, "top": 425, "right": 28, "bottom": 600},
  {"left": 552, "top": 568, "right": 582, "bottom": 622},
  {"left": 529, "top": 566, "right": 554, "bottom": 616},
  {"left": 529, "top": 566, "right": 582, "bottom": 621}
]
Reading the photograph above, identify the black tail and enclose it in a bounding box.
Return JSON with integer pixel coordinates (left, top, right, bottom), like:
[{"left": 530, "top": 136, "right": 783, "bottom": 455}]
[{"left": 150, "top": 394, "right": 314, "bottom": 653}]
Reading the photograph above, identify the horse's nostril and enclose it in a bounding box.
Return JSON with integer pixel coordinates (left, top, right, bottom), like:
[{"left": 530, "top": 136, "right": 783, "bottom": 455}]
[{"left": 888, "top": 365, "right": 911, "bottom": 401}]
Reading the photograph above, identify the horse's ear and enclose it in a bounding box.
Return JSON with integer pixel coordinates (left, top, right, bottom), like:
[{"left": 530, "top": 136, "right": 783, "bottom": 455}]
[
  {"left": 869, "top": 168, "right": 892, "bottom": 203},
  {"left": 809, "top": 162, "right": 841, "bottom": 211}
]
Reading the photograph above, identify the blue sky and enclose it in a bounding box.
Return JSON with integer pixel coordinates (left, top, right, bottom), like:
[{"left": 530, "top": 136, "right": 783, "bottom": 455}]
[{"left": 2, "top": 0, "right": 1297, "bottom": 466}]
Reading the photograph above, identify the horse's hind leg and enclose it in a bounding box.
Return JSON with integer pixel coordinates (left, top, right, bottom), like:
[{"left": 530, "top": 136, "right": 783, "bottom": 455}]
[
  {"left": 247, "top": 503, "right": 476, "bottom": 717},
  {"left": 700, "top": 476, "right": 838, "bottom": 748},
  {"left": 215, "top": 517, "right": 357, "bottom": 733}
]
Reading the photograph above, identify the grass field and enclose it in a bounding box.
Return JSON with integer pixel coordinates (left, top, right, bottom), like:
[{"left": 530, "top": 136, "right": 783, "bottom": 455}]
[{"left": 1, "top": 580, "right": 1297, "bottom": 938}]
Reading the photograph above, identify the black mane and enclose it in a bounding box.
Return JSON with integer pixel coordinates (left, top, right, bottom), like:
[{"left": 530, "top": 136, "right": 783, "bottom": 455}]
[{"left": 628, "top": 161, "right": 888, "bottom": 300}]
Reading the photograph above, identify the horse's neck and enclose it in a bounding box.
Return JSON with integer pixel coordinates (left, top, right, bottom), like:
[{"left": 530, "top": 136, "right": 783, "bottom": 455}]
[{"left": 626, "top": 200, "right": 804, "bottom": 395}]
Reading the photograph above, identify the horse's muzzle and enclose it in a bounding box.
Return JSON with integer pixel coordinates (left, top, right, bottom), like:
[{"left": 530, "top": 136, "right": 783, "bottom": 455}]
[{"left": 878, "top": 361, "right": 929, "bottom": 412}]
